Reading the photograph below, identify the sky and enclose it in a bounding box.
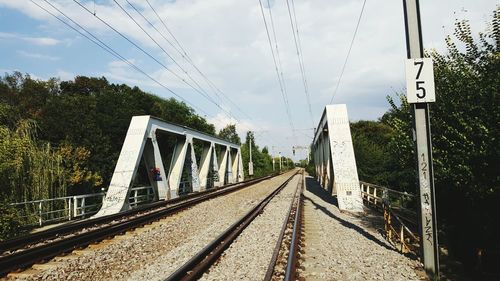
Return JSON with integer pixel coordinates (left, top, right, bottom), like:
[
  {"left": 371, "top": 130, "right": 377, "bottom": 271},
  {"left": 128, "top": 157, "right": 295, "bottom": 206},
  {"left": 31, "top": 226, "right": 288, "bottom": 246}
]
[{"left": 0, "top": 0, "right": 497, "bottom": 161}]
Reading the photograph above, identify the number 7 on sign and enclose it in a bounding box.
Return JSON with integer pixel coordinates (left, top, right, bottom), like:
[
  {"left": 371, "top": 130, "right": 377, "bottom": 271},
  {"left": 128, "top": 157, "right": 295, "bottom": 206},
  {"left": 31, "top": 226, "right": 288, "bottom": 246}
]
[{"left": 405, "top": 58, "right": 436, "bottom": 103}]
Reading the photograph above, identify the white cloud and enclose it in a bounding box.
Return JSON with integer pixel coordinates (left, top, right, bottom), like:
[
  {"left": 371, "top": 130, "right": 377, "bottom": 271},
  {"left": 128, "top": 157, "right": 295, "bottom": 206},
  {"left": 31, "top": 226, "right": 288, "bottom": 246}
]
[
  {"left": 24, "top": 36, "right": 60, "bottom": 46},
  {"left": 0, "top": 31, "right": 60, "bottom": 46},
  {"left": 17, "top": 50, "right": 60, "bottom": 61},
  {"left": 55, "top": 70, "right": 74, "bottom": 80}
]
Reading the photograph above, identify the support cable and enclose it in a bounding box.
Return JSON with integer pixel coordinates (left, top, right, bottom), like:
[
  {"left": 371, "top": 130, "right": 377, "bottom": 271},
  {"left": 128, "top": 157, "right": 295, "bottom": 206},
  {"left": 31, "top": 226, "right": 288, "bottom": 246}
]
[
  {"left": 144, "top": 0, "right": 253, "bottom": 121},
  {"left": 110, "top": 0, "right": 236, "bottom": 121},
  {"left": 288, "top": 0, "right": 314, "bottom": 126},
  {"left": 258, "top": 0, "right": 295, "bottom": 134},
  {"left": 329, "top": 0, "right": 367, "bottom": 103},
  {"left": 266, "top": 0, "right": 290, "bottom": 113},
  {"left": 32, "top": 0, "right": 208, "bottom": 116},
  {"left": 73, "top": 0, "right": 236, "bottom": 121}
]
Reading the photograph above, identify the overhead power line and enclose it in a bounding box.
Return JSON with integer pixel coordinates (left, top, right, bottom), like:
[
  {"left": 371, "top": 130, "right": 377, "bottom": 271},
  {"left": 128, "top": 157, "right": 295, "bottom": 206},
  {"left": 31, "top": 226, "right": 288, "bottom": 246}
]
[
  {"left": 285, "top": 0, "right": 314, "bottom": 126},
  {"left": 265, "top": 0, "right": 289, "bottom": 112},
  {"left": 143, "top": 0, "right": 253, "bottom": 121},
  {"left": 258, "top": 0, "right": 295, "bottom": 136},
  {"left": 31, "top": 0, "right": 209, "bottom": 116},
  {"left": 113, "top": 0, "right": 219, "bottom": 106},
  {"left": 329, "top": 0, "right": 367, "bottom": 103},
  {"left": 73, "top": 0, "right": 238, "bottom": 122}
]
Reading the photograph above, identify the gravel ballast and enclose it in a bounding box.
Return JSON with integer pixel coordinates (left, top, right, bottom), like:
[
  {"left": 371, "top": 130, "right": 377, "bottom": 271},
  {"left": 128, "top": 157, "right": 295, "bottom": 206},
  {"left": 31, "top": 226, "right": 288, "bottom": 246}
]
[
  {"left": 199, "top": 174, "right": 301, "bottom": 281},
  {"left": 5, "top": 171, "right": 296, "bottom": 281},
  {"left": 299, "top": 175, "right": 424, "bottom": 281}
]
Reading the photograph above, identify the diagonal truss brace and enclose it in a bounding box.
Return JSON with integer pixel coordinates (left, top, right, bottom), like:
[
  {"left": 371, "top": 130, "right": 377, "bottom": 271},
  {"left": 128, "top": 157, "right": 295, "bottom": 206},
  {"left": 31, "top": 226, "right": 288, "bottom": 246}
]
[{"left": 312, "top": 104, "right": 363, "bottom": 212}]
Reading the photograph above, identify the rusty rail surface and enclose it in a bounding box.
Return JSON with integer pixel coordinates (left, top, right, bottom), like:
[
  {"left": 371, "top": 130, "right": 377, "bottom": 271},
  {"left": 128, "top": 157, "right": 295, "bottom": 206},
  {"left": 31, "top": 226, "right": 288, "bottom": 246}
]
[
  {"left": 284, "top": 173, "right": 304, "bottom": 281},
  {"left": 264, "top": 171, "right": 304, "bottom": 281}
]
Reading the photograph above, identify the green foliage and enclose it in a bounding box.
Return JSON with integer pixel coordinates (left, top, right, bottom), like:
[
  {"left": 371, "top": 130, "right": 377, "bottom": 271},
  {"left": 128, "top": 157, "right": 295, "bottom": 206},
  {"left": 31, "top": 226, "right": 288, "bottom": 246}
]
[
  {"left": 0, "top": 119, "right": 66, "bottom": 202},
  {"left": 0, "top": 73, "right": 215, "bottom": 195},
  {"left": 240, "top": 131, "right": 274, "bottom": 177},
  {"left": 0, "top": 72, "right": 220, "bottom": 239},
  {"left": 0, "top": 202, "right": 29, "bottom": 241},
  {"left": 382, "top": 9, "right": 499, "bottom": 269},
  {"left": 351, "top": 120, "right": 396, "bottom": 187},
  {"left": 218, "top": 124, "right": 241, "bottom": 144}
]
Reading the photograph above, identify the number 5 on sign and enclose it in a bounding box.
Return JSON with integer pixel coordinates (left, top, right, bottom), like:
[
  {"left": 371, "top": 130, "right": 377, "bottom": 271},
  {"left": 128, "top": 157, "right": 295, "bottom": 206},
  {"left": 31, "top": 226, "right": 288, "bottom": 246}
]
[{"left": 405, "top": 58, "right": 436, "bottom": 103}]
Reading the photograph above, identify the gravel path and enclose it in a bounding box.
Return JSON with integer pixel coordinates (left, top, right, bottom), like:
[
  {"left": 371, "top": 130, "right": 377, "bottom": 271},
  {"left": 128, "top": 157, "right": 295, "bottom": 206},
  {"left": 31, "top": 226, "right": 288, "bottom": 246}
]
[
  {"left": 199, "top": 173, "right": 301, "bottom": 281},
  {"left": 5, "top": 171, "right": 296, "bottom": 281},
  {"left": 299, "top": 176, "right": 425, "bottom": 281}
]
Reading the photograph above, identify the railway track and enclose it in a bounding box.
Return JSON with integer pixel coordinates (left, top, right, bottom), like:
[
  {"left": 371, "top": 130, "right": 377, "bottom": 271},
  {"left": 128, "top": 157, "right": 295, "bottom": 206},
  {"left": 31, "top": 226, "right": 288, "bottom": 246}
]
[
  {"left": 164, "top": 169, "right": 305, "bottom": 281},
  {"left": 265, "top": 171, "right": 304, "bottom": 281},
  {"left": 0, "top": 173, "right": 279, "bottom": 277}
]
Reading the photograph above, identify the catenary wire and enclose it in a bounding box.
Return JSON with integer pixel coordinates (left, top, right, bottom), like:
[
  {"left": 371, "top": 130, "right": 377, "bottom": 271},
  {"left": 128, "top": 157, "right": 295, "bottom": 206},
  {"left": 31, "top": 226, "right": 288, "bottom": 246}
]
[
  {"left": 73, "top": 0, "right": 236, "bottom": 121},
  {"left": 258, "top": 0, "right": 295, "bottom": 135},
  {"left": 329, "top": 0, "right": 367, "bottom": 103},
  {"left": 144, "top": 0, "right": 253, "bottom": 121},
  {"left": 32, "top": 0, "right": 208, "bottom": 116},
  {"left": 288, "top": 0, "right": 314, "bottom": 125},
  {"left": 110, "top": 0, "right": 238, "bottom": 122}
]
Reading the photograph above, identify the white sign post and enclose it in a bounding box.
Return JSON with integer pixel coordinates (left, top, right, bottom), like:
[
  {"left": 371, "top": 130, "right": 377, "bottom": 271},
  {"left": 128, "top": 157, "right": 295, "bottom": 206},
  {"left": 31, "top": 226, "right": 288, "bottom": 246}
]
[
  {"left": 403, "top": 0, "right": 439, "bottom": 279},
  {"left": 405, "top": 58, "right": 436, "bottom": 103}
]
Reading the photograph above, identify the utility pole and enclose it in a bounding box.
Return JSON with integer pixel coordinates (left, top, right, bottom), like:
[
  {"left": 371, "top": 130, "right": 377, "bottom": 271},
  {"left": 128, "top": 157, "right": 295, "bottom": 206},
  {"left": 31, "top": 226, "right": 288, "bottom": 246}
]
[
  {"left": 279, "top": 152, "right": 282, "bottom": 171},
  {"left": 248, "top": 135, "right": 254, "bottom": 176},
  {"left": 272, "top": 146, "right": 276, "bottom": 171},
  {"left": 402, "top": 0, "right": 439, "bottom": 279}
]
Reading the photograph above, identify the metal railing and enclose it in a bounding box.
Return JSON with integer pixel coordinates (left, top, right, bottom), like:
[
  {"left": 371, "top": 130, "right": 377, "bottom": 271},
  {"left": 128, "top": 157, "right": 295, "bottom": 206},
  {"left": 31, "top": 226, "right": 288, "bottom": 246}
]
[
  {"left": 359, "top": 181, "right": 420, "bottom": 255},
  {"left": 128, "top": 186, "right": 155, "bottom": 207},
  {"left": 11, "top": 193, "right": 105, "bottom": 227},
  {"left": 11, "top": 186, "right": 155, "bottom": 227}
]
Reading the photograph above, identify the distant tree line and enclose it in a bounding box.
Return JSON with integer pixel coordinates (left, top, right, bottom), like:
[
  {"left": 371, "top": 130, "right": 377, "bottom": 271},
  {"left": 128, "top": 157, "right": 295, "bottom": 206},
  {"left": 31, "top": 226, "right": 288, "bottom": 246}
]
[{"left": 217, "top": 125, "right": 294, "bottom": 177}]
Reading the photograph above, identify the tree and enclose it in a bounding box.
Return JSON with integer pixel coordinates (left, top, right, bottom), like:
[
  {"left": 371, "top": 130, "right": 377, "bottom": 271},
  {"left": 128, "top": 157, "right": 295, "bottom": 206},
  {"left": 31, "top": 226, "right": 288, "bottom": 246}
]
[
  {"left": 383, "top": 9, "right": 499, "bottom": 271},
  {"left": 350, "top": 120, "right": 395, "bottom": 186},
  {"left": 218, "top": 124, "right": 241, "bottom": 144},
  {"left": 0, "top": 73, "right": 215, "bottom": 194},
  {"left": 240, "top": 131, "right": 274, "bottom": 177},
  {"left": 262, "top": 146, "right": 269, "bottom": 154}
]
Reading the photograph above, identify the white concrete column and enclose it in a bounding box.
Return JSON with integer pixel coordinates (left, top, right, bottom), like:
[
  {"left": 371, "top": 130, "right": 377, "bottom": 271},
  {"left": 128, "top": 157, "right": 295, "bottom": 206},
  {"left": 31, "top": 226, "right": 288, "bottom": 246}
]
[
  {"left": 141, "top": 140, "right": 157, "bottom": 197},
  {"left": 226, "top": 147, "right": 234, "bottom": 184},
  {"left": 314, "top": 144, "right": 320, "bottom": 178},
  {"left": 237, "top": 148, "right": 244, "bottom": 182},
  {"left": 325, "top": 132, "right": 333, "bottom": 193},
  {"left": 198, "top": 143, "right": 213, "bottom": 191},
  {"left": 212, "top": 146, "right": 221, "bottom": 187},
  {"left": 151, "top": 129, "right": 169, "bottom": 200},
  {"left": 232, "top": 148, "right": 244, "bottom": 182},
  {"left": 168, "top": 138, "right": 188, "bottom": 199},
  {"left": 322, "top": 132, "right": 329, "bottom": 189},
  {"left": 218, "top": 146, "right": 229, "bottom": 185},
  {"left": 188, "top": 137, "right": 201, "bottom": 192}
]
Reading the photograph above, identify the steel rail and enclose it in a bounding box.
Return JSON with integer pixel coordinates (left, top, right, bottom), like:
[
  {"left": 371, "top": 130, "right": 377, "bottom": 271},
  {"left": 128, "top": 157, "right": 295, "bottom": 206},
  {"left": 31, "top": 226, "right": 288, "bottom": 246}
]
[
  {"left": 165, "top": 170, "right": 300, "bottom": 281},
  {"left": 264, "top": 170, "right": 304, "bottom": 281},
  {"left": 0, "top": 173, "right": 280, "bottom": 277},
  {"left": 0, "top": 174, "right": 276, "bottom": 255},
  {"left": 284, "top": 172, "right": 304, "bottom": 281}
]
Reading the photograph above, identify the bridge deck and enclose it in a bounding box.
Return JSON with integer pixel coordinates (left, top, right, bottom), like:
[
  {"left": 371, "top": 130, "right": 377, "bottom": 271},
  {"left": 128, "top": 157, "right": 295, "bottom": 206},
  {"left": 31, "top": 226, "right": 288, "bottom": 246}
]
[{"left": 300, "top": 176, "right": 426, "bottom": 280}]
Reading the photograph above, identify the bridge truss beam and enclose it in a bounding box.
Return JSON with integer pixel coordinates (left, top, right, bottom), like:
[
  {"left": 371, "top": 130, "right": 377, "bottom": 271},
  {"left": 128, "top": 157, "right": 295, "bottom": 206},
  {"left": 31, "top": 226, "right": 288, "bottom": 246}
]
[{"left": 96, "top": 116, "right": 244, "bottom": 216}]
